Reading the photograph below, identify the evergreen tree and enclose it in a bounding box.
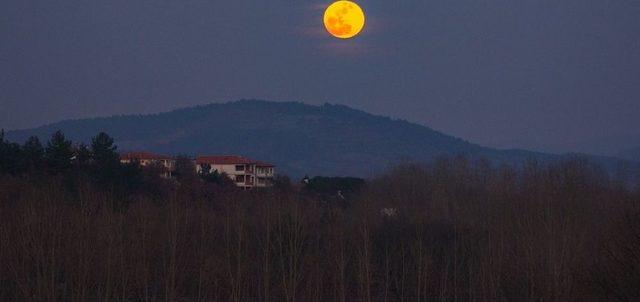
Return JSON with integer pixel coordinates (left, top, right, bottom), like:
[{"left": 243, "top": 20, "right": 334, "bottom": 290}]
[
  {"left": 91, "top": 132, "right": 119, "bottom": 167},
  {"left": 45, "top": 130, "right": 74, "bottom": 174},
  {"left": 90, "top": 132, "right": 121, "bottom": 184},
  {"left": 0, "top": 129, "right": 25, "bottom": 175},
  {"left": 23, "top": 136, "right": 44, "bottom": 171}
]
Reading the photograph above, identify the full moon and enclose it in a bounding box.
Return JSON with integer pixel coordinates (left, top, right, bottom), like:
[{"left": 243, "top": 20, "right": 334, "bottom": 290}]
[{"left": 323, "top": 1, "right": 365, "bottom": 39}]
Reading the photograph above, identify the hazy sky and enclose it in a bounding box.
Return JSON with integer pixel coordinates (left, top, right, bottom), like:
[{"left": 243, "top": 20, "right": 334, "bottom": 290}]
[{"left": 2, "top": 0, "right": 639, "bottom": 154}]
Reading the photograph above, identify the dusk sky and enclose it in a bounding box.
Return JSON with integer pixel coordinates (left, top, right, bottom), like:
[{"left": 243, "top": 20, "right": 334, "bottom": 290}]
[{"left": 2, "top": 0, "right": 639, "bottom": 154}]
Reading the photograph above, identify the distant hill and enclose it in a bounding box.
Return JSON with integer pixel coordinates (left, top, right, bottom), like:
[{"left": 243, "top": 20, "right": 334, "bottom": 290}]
[
  {"left": 617, "top": 147, "right": 640, "bottom": 162},
  {"left": 556, "top": 133, "right": 640, "bottom": 157},
  {"left": 5, "top": 100, "right": 637, "bottom": 177}
]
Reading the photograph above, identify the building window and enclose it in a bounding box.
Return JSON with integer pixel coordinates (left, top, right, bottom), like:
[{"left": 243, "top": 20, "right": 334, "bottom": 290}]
[
  {"left": 235, "top": 175, "right": 245, "bottom": 183},
  {"left": 235, "top": 165, "right": 245, "bottom": 171}
]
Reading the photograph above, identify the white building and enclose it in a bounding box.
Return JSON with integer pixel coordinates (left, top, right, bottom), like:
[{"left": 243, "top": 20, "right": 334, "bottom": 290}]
[
  {"left": 195, "top": 155, "right": 275, "bottom": 189},
  {"left": 119, "top": 152, "right": 276, "bottom": 188}
]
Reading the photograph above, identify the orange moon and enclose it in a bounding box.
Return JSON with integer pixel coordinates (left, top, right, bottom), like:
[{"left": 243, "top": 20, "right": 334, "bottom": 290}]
[{"left": 323, "top": 1, "right": 365, "bottom": 39}]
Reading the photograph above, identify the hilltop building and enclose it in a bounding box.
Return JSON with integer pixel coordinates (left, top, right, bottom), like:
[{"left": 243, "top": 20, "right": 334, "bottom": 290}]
[
  {"left": 119, "top": 152, "right": 275, "bottom": 188},
  {"left": 120, "top": 151, "right": 175, "bottom": 178},
  {"left": 195, "top": 155, "right": 275, "bottom": 189}
]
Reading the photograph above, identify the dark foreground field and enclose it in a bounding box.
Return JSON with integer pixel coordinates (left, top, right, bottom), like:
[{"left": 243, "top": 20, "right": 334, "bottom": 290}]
[{"left": 1, "top": 157, "right": 639, "bottom": 302}]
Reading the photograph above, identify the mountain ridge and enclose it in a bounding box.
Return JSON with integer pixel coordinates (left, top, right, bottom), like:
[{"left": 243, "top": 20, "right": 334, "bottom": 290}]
[{"left": 5, "top": 99, "right": 637, "bottom": 178}]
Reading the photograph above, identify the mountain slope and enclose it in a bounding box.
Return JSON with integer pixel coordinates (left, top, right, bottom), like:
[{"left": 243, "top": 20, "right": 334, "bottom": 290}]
[
  {"left": 556, "top": 133, "right": 640, "bottom": 157},
  {"left": 617, "top": 146, "right": 640, "bottom": 162},
  {"left": 4, "top": 100, "right": 633, "bottom": 177}
]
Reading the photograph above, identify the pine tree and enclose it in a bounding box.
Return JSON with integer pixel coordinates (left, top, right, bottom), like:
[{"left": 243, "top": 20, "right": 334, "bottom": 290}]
[
  {"left": 90, "top": 132, "right": 121, "bottom": 184},
  {"left": 45, "top": 130, "right": 74, "bottom": 174},
  {"left": 91, "top": 132, "right": 119, "bottom": 167},
  {"left": 0, "top": 129, "right": 25, "bottom": 175},
  {"left": 23, "top": 136, "right": 44, "bottom": 171}
]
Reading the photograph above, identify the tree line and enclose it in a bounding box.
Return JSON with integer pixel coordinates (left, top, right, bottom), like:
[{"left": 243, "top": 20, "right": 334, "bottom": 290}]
[
  {"left": 0, "top": 129, "right": 129, "bottom": 177},
  {"left": 0, "top": 130, "right": 234, "bottom": 200}
]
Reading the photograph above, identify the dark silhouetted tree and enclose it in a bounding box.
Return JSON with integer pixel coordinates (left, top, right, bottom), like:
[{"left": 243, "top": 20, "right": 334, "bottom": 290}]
[
  {"left": 91, "top": 132, "right": 119, "bottom": 167},
  {"left": 304, "top": 176, "right": 365, "bottom": 199},
  {"left": 199, "top": 163, "right": 211, "bottom": 175},
  {"left": 199, "top": 163, "right": 224, "bottom": 185},
  {"left": 45, "top": 130, "right": 74, "bottom": 174},
  {"left": 22, "top": 136, "right": 44, "bottom": 171},
  {"left": 201, "top": 168, "right": 235, "bottom": 187},
  {"left": 89, "top": 132, "right": 121, "bottom": 183},
  {"left": 74, "top": 143, "right": 92, "bottom": 166},
  {"left": 1, "top": 130, "right": 25, "bottom": 175},
  {"left": 174, "top": 155, "right": 198, "bottom": 184}
]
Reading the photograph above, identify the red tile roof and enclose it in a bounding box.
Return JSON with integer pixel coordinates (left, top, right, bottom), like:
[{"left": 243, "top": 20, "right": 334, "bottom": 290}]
[
  {"left": 120, "top": 151, "right": 172, "bottom": 160},
  {"left": 196, "top": 155, "right": 274, "bottom": 167}
]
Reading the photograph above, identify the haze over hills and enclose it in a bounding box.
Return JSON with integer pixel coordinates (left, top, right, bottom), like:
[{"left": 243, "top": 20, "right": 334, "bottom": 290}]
[
  {"left": 553, "top": 133, "right": 640, "bottom": 158},
  {"left": 556, "top": 133, "right": 640, "bottom": 162},
  {"left": 617, "top": 147, "right": 640, "bottom": 162},
  {"left": 5, "top": 100, "right": 637, "bottom": 177}
]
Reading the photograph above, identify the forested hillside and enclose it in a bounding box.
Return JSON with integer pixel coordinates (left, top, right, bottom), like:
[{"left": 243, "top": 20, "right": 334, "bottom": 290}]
[{"left": 1, "top": 130, "right": 639, "bottom": 301}]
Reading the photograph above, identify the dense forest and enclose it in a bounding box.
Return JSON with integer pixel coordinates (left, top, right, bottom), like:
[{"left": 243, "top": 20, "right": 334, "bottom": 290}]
[{"left": 0, "top": 130, "right": 639, "bottom": 301}]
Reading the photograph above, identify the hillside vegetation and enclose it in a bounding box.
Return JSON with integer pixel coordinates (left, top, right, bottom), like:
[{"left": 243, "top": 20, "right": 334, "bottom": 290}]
[{"left": 1, "top": 130, "right": 639, "bottom": 301}]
